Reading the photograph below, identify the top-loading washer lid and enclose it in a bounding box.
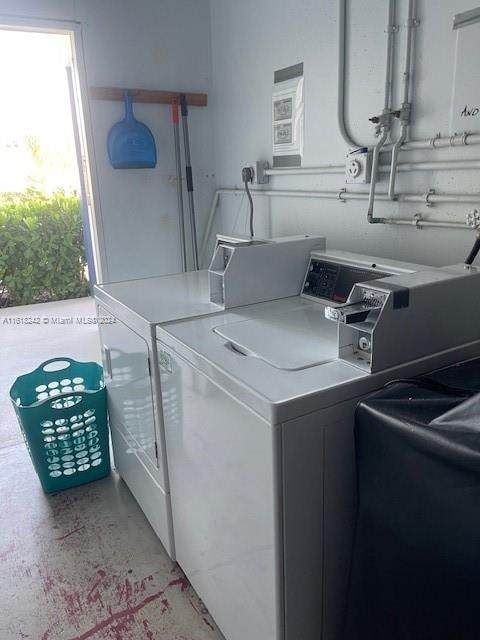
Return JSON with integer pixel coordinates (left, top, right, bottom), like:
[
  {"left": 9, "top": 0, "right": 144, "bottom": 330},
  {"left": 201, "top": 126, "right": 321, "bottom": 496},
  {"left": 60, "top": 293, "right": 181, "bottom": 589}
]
[{"left": 213, "top": 303, "right": 338, "bottom": 371}]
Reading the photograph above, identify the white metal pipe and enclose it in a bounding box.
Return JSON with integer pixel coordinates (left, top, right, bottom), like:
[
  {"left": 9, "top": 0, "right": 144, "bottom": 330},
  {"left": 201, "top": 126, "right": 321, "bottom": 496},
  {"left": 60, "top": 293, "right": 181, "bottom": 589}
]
[
  {"left": 337, "top": 0, "right": 397, "bottom": 149},
  {"left": 199, "top": 187, "right": 478, "bottom": 263},
  {"left": 382, "top": 217, "right": 471, "bottom": 230},
  {"left": 389, "top": 125, "right": 408, "bottom": 198},
  {"left": 265, "top": 165, "right": 344, "bottom": 175},
  {"left": 358, "top": 0, "right": 395, "bottom": 228},
  {"left": 338, "top": 0, "right": 361, "bottom": 148},
  {"left": 400, "top": 132, "right": 480, "bottom": 150},
  {"left": 396, "top": 159, "right": 480, "bottom": 171},
  {"left": 264, "top": 136, "right": 480, "bottom": 176},
  {"left": 264, "top": 134, "right": 480, "bottom": 177},
  {"left": 420, "top": 193, "right": 480, "bottom": 204},
  {"left": 368, "top": 126, "right": 390, "bottom": 223},
  {"left": 384, "top": 0, "right": 397, "bottom": 111},
  {"left": 388, "top": 0, "right": 416, "bottom": 200},
  {"left": 265, "top": 158, "right": 480, "bottom": 177},
  {"left": 401, "top": 0, "right": 415, "bottom": 105},
  {"left": 215, "top": 188, "right": 480, "bottom": 204}
]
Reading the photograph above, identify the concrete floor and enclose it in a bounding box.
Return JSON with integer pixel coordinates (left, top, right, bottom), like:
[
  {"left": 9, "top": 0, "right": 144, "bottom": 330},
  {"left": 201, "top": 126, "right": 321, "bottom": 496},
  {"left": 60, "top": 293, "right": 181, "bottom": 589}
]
[
  {"left": 0, "top": 297, "right": 101, "bottom": 448},
  {"left": 0, "top": 297, "right": 224, "bottom": 640},
  {"left": 0, "top": 445, "right": 222, "bottom": 640}
]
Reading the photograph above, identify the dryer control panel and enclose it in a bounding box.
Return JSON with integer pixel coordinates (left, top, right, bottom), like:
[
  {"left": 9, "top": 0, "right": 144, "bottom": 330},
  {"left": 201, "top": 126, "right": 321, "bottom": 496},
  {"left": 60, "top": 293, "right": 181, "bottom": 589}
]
[{"left": 302, "top": 258, "right": 389, "bottom": 303}]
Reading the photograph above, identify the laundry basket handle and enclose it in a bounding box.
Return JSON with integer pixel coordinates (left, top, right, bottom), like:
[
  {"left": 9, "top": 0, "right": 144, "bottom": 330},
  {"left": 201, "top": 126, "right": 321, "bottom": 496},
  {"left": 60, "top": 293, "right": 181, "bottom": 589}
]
[{"left": 41, "top": 358, "right": 75, "bottom": 372}]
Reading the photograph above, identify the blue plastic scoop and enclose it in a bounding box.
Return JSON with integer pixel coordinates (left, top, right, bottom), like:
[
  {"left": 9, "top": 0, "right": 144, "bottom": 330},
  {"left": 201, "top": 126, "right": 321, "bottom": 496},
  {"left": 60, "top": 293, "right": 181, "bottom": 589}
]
[{"left": 107, "top": 91, "right": 157, "bottom": 169}]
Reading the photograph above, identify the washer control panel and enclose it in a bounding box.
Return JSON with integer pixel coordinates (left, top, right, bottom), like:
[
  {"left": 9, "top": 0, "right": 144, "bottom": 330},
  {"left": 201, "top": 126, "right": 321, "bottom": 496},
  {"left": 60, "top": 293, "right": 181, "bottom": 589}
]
[{"left": 302, "top": 259, "right": 389, "bottom": 303}]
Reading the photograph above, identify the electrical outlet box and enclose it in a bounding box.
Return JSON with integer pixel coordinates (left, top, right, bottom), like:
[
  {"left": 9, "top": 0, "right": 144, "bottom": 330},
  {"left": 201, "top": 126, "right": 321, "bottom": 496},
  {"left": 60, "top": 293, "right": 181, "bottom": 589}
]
[
  {"left": 345, "top": 149, "right": 372, "bottom": 184},
  {"left": 247, "top": 161, "right": 270, "bottom": 185}
]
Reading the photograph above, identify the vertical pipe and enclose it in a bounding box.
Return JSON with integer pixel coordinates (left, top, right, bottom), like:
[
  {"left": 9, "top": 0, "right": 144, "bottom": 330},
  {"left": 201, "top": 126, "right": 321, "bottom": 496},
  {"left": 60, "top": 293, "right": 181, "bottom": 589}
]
[
  {"left": 401, "top": 0, "right": 415, "bottom": 104},
  {"left": 367, "top": 0, "right": 396, "bottom": 223},
  {"left": 388, "top": 0, "right": 416, "bottom": 200},
  {"left": 171, "top": 98, "right": 188, "bottom": 272},
  {"left": 179, "top": 94, "right": 199, "bottom": 270},
  {"left": 367, "top": 127, "right": 389, "bottom": 223},
  {"left": 383, "top": 0, "right": 396, "bottom": 111},
  {"left": 338, "top": 0, "right": 362, "bottom": 148},
  {"left": 388, "top": 125, "right": 407, "bottom": 199}
]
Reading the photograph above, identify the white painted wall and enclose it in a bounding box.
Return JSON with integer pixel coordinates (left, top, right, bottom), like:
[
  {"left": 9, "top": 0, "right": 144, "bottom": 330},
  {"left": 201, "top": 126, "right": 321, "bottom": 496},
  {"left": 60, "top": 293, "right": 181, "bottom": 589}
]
[
  {"left": 208, "top": 0, "right": 480, "bottom": 267},
  {"left": 0, "top": 0, "right": 214, "bottom": 282}
]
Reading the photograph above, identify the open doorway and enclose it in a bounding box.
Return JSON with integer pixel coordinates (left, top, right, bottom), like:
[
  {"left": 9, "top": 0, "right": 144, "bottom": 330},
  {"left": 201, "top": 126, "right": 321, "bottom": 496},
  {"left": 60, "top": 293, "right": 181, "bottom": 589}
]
[
  {"left": 0, "top": 22, "right": 102, "bottom": 449},
  {"left": 0, "top": 28, "right": 96, "bottom": 308}
]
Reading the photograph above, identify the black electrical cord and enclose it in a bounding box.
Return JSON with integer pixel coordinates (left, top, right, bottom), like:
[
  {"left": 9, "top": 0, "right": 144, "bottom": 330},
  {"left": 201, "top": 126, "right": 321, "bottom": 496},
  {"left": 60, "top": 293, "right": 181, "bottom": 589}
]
[
  {"left": 242, "top": 167, "right": 254, "bottom": 237},
  {"left": 464, "top": 233, "right": 480, "bottom": 266}
]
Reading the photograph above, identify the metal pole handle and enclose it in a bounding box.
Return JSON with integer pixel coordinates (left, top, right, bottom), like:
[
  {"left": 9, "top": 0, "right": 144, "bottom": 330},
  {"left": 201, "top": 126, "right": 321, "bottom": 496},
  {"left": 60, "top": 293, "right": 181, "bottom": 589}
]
[
  {"left": 172, "top": 98, "right": 188, "bottom": 271},
  {"left": 180, "top": 94, "right": 199, "bottom": 270}
]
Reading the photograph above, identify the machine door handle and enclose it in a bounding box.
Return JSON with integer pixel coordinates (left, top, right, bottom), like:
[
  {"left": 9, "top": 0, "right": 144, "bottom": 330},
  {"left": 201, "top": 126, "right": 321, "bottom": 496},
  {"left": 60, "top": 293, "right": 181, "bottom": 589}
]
[
  {"left": 104, "top": 345, "right": 113, "bottom": 378},
  {"left": 325, "top": 301, "right": 382, "bottom": 324}
]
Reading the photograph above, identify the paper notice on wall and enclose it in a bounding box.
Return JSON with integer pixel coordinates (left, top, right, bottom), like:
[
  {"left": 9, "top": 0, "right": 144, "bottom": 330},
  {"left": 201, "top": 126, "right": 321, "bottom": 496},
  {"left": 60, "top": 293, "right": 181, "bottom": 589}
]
[
  {"left": 450, "top": 8, "right": 480, "bottom": 134},
  {"left": 272, "top": 63, "right": 304, "bottom": 167}
]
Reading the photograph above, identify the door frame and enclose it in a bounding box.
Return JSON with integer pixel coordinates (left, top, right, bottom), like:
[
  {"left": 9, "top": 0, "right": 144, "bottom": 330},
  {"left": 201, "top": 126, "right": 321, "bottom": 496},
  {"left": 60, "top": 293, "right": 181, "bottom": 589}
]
[{"left": 0, "top": 14, "right": 108, "bottom": 283}]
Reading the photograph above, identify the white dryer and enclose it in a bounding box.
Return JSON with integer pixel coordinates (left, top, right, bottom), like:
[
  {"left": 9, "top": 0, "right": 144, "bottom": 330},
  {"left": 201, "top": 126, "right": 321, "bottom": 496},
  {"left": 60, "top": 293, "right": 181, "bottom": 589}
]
[
  {"left": 156, "top": 250, "right": 480, "bottom": 640},
  {"left": 94, "top": 235, "right": 324, "bottom": 559}
]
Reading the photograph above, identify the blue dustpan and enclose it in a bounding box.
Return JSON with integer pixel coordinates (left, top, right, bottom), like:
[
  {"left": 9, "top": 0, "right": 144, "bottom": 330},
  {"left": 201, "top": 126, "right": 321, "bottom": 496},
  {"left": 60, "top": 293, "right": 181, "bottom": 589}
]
[{"left": 107, "top": 91, "right": 157, "bottom": 169}]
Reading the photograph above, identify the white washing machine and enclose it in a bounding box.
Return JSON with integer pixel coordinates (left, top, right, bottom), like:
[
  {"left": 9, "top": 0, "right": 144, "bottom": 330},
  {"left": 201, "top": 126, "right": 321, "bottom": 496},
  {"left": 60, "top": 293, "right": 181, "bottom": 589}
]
[
  {"left": 156, "top": 250, "right": 480, "bottom": 640},
  {"left": 94, "top": 235, "right": 324, "bottom": 559}
]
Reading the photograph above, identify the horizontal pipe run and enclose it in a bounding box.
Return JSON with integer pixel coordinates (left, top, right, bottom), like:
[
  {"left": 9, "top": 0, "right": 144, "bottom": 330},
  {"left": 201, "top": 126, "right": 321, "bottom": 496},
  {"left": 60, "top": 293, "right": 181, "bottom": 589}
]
[
  {"left": 265, "top": 166, "right": 344, "bottom": 175},
  {"left": 382, "top": 218, "right": 471, "bottom": 230},
  {"left": 265, "top": 158, "right": 480, "bottom": 177},
  {"left": 402, "top": 193, "right": 480, "bottom": 204},
  {"left": 396, "top": 159, "right": 480, "bottom": 171},
  {"left": 200, "top": 187, "right": 478, "bottom": 265},
  {"left": 400, "top": 132, "right": 480, "bottom": 150},
  {"left": 217, "top": 188, "right": 480, "bottom": 205},
  {"left": 263, "top": 132, "right": 480, "bottom": 178}
]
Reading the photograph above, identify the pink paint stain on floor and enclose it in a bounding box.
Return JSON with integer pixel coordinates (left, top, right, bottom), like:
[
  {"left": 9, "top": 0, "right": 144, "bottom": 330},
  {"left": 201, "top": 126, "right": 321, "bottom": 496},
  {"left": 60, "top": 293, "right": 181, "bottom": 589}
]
[
  {"left": 38, "top": 564, "right": 220, "bottom": 640},
  {"left": 56, "top": 525, "right": 86, "bottom": 541},
  {"left": 68, "top": 584, "right": 172, "bottom": 640},
  {"left": 1, "top": 446, "right": 223, "bottom": 640},
  {"left": 142, "top": 619, "right": 155, "bottom": 640}
]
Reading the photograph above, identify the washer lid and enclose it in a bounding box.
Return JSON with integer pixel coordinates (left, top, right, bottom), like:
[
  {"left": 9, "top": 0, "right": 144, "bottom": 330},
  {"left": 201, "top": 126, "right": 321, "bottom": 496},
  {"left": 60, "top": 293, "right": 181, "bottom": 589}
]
[{"left": 213, "top": 304, "right": 338, "bottom": 371}]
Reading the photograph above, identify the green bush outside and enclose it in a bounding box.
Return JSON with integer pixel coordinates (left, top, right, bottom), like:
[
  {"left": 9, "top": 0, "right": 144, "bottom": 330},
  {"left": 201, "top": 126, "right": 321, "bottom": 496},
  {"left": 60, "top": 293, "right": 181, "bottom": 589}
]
[{"left": 0, "top": 190, "right": 89, "bottom": 307}]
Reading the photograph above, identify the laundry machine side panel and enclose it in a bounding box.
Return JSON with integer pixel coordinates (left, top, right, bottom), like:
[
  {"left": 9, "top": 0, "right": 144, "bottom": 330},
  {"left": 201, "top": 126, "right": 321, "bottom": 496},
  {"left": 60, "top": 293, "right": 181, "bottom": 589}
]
[{"left": 282, "top": 400, "right": 357, "bottom": 640}]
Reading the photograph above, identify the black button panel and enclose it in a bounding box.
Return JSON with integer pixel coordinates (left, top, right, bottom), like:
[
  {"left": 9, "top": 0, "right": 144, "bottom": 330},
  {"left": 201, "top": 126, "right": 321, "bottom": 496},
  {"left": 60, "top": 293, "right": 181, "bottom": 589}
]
[
  {"left": 303, "top": 261, "right": 339, "bottom": 300},
  {"left": 302, "top": 259, "right": 390, "bottom": 303}
]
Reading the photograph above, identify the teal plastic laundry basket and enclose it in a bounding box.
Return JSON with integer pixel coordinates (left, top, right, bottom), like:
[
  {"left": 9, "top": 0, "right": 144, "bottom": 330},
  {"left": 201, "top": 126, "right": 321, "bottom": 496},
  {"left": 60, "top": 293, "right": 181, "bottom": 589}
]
[{"left": 9, "top": 358, "right": 110, "bottom": 493}]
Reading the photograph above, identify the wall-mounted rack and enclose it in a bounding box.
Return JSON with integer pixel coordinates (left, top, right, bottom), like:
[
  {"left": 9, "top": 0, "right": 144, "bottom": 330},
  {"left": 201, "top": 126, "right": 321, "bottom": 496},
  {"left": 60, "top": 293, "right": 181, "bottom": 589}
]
[{"left": 89, "top": 87, "right": 207, "bottom": 107}]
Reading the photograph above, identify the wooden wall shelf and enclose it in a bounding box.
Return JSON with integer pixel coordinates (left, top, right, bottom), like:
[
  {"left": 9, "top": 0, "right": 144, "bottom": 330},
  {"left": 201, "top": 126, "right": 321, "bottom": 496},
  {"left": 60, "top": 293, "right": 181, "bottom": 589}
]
[{"left": 90, "top": 87, "right": 207, "bottom": 107}]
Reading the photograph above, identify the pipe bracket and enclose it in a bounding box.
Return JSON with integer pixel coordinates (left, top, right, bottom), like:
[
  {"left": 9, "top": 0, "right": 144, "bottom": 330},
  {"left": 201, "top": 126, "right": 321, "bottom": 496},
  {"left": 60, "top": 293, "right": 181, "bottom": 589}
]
[
  {"left": 430, "top": 132, "right": 441, "bottom": 148},
  {"left": 449, "top": 132, "right": 468, "bottom": 147},
  {"left": 338, "top": 188, "right": 347, "bottom": 203},
  {"left": 414, "top": 213, "right": 423, "bottom": 229},
  {"left": 425, "top": 189, "right": 435, "bottom": 207}
]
